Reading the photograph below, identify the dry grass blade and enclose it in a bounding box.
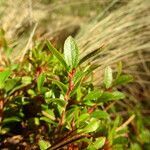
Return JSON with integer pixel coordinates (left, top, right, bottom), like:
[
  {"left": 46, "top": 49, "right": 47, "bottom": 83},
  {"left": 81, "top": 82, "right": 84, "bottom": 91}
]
[
  {"left": 19, "top": 23, "right": 38, "bottom": 62},
  {"left": 76, "top": 0, "right": 150, "bottom": 99}
]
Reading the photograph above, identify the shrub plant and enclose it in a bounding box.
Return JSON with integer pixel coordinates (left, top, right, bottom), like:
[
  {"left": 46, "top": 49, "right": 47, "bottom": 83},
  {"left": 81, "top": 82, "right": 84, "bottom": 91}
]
[{"left": 0, "top": 36, "right": 134, "bottom": 149}]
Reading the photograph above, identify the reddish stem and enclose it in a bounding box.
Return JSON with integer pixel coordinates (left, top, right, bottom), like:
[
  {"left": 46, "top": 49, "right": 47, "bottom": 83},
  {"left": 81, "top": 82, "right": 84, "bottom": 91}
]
[
  {"left": 65, "top": 68, "right": 76, "bottom": 101},
  {"left": 58, "top": 69, "right": 76, "bottom": 130},
  {"left": 88, "top": 104, "right": 97, "bottom": 114}
]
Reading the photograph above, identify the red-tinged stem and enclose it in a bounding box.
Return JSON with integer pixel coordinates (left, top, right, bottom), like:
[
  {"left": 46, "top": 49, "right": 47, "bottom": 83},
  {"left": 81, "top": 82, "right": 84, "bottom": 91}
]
[
  {"left": 88, "top": 104, "right": 97, "bottom": 114},
  {"left": 65, "top": 68, "right": 76, "bottom": 101},
  {"left": 58, "top": 68, "right": 76, "bottom": 130}
]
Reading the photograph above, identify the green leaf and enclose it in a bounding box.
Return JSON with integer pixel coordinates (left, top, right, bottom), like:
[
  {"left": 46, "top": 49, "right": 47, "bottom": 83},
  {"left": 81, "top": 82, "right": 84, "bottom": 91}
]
[
  {"left": 77, "top": 113, "right": 90, "bottom": 124},
  {"left": 83, "top": 90, "right": 103, "bottom": 106},
  {"left": 64, "top": 36, "right": 79, "bottom": 69},
  {"left": 108, "top": 116, "right": 120, "bottom": 144},
  {"left": 3, "top": 117, "right": 21, "bottom": 124},
  {"left": 66, "top": 106, "right": 80, "bottom": 128},
  {"left": 22, "top": 76, "right": 32, "bottom": 85},
  {"left": 47, "top": 40, "right": 68, "bottom": 70},
  {"left": 46, "top": 98, "right": 67, "bottom": 107},
  {"left": 42, "top": 110, "right": 55, "bottom": 121},
  {"left": 0, "top": 69, "right": 11, "bottom": 89},
  {"left": 10, "top": 63, "right": 19, "bottom": 71},
  {"left": 45, "top": 91, "right": 52, "bottom": 98},
  {"left": 8, "top": 83, "right": 27, "bottom": 95},
  {"left": 0, "top": 127, "right": 10, "bottom": 135},
  {"left": 79, "top": 48, "right": 101, "bottom": 65},
  {"left": 5, "top": 78, "right": 19, "bottom": 92},
  {"left": 99, "top": 91, "right": 125, "bottom": 103},
  {"left": 87, "top": 137, "right": 106, "bottom": 150},
  {"left": 91, "top": 110, "right": 109, "bottom": 119},
  {"left": 112, "top": 144, "right": 124, "bottom": 150},
  {"left": 40, "top": 117, "right": 57, "bottom": 126},
  {"left": 104, "top": 66, "right": 113, "bottom": 89},
  {"left": 84, "top": 90, "right": 103, "bottom": 101},
  {"left": 38, "top": 139, "right": 51, "bottom": 150},
  {"left": 52, "top": 80, "right": 67, "bottom": 94},
  {"left": 70, "top": 78, "right": 82, "bottom": 96},
  {"left": 7, "top": 76, "right": 32, "bottom": 94},
  {"left": 130, "top": 143, "right": 142, "bottom": 150},
  {"left": 73, "top": 64, "right": 98, "bottom": 85},
  {"left": 73, "top": 66, "right": 94, "bottom": 84},
  {"left": 78, "top": 118, "right": 100, "bottom": 133},
  {"left": 113, "top": 136, "right": 128, "bottom": 145},
  {"left": 37, "top": 73, "right": 45, "bottom": 92},
  {"left": 83, "top": 99, "right": 95, "bottom": 106},
  {"left": 73, "top": 70, "right": 84, "bottom": 83},
  {"left": 34, "top": 117, "right": 40, "bottom": 126},
  {"left": 114, "top": 75, "right": 133, "bottom": 86},
  {"left": 139, "top": 129, "right": 150, "bottom": 143}
]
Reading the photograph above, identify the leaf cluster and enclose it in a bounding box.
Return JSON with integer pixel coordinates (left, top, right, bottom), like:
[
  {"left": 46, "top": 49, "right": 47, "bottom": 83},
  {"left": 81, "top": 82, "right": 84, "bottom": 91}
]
[{"left": 0, "top": 37, "right": 144, "bottom": 150}]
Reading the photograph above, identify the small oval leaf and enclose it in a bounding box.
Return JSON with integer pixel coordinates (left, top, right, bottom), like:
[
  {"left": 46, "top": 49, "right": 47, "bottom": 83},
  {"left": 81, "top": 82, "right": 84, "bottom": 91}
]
[
  {"left": 104, "top": 66, "right": 113, "bottom": 89},
  {"left": 37, "top": 73, "right": 45, "bottom": 92},
  {"left": 64, "top": 36, "right": 79, "bottom": 69},
  {"left": 99, "top": 91, "right": 125, "bottom": 103},
  {"left": 84, "top": 90, "right": 103, "bottom": 101},
  {"left": 38, "top": 139, "right": 51, "bottom": 150},
  {"left": 78, "top": 118, "right": 100, "bottom": 133},
  {"left": 114, "top": 74, "right": 133, "bottom": 86},
  {"left": 87, "top": 137, "right": 106, "bottom": 150},
  {"left": 0, "top": 69, "right": 11, "bottom": 89}
]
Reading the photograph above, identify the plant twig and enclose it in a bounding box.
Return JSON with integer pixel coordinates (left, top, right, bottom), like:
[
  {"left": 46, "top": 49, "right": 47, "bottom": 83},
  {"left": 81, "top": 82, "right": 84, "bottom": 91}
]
[
  {"left": 19, "top": 23, "right": 38, "bottom": 62},
  {"left": 116, "top": 114, "right": 135, "bottom": 132},
  {"left": 49, "top": 133, "right": 90, "bottom": 150},
  {"left": 64, "top": 68, "right": 76, "bottom": 101},
  {"left": 57, "top": 68, "right": 76, "bottom": 132}
]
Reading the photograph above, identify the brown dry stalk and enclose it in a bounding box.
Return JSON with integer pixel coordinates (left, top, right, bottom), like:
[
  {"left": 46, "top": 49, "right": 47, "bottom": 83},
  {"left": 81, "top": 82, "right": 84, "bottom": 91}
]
[
  {"left": 49, "top": 133, "right": 90, "bottom": 150},
  {"left": 116, "top": 114, "right": 135, "bottom": 132}
]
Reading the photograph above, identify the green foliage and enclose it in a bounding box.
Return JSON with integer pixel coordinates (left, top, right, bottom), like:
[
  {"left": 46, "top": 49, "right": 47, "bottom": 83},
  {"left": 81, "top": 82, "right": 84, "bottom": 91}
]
[
  {"left": 114, "top": 74, "right": 133, "bottom": 86},
  {"left": 38, "top": 139, "right": 51, "bottom": 150},
  {"left": 99, "top": 91, "right": 125, "bottom": 103},
  {"left": 64, "top": 36, "right": 79, "bottom": 70},
  {"left": 104, "top": 66, "right": 113, "bottom": 89},
  {"left": 37, "top": 73, "right": 46, "bottom": 93},
  {"left": 47, "top": 40, "right": 68, "bottom": 70},
  {"left": 0, "top": 36, "right": 143, "bottom": 150},
  {"left": 0, "top": 69, "right": 11, "bottom": 89},
  {"left": 87, "top": 137, "right": 106, "bottom": 150}
]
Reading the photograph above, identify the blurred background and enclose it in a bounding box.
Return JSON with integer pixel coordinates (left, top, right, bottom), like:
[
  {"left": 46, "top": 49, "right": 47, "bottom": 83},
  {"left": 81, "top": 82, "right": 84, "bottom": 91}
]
[{"left": 0, "top": 0, "right": 150, "bottom": 148}]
